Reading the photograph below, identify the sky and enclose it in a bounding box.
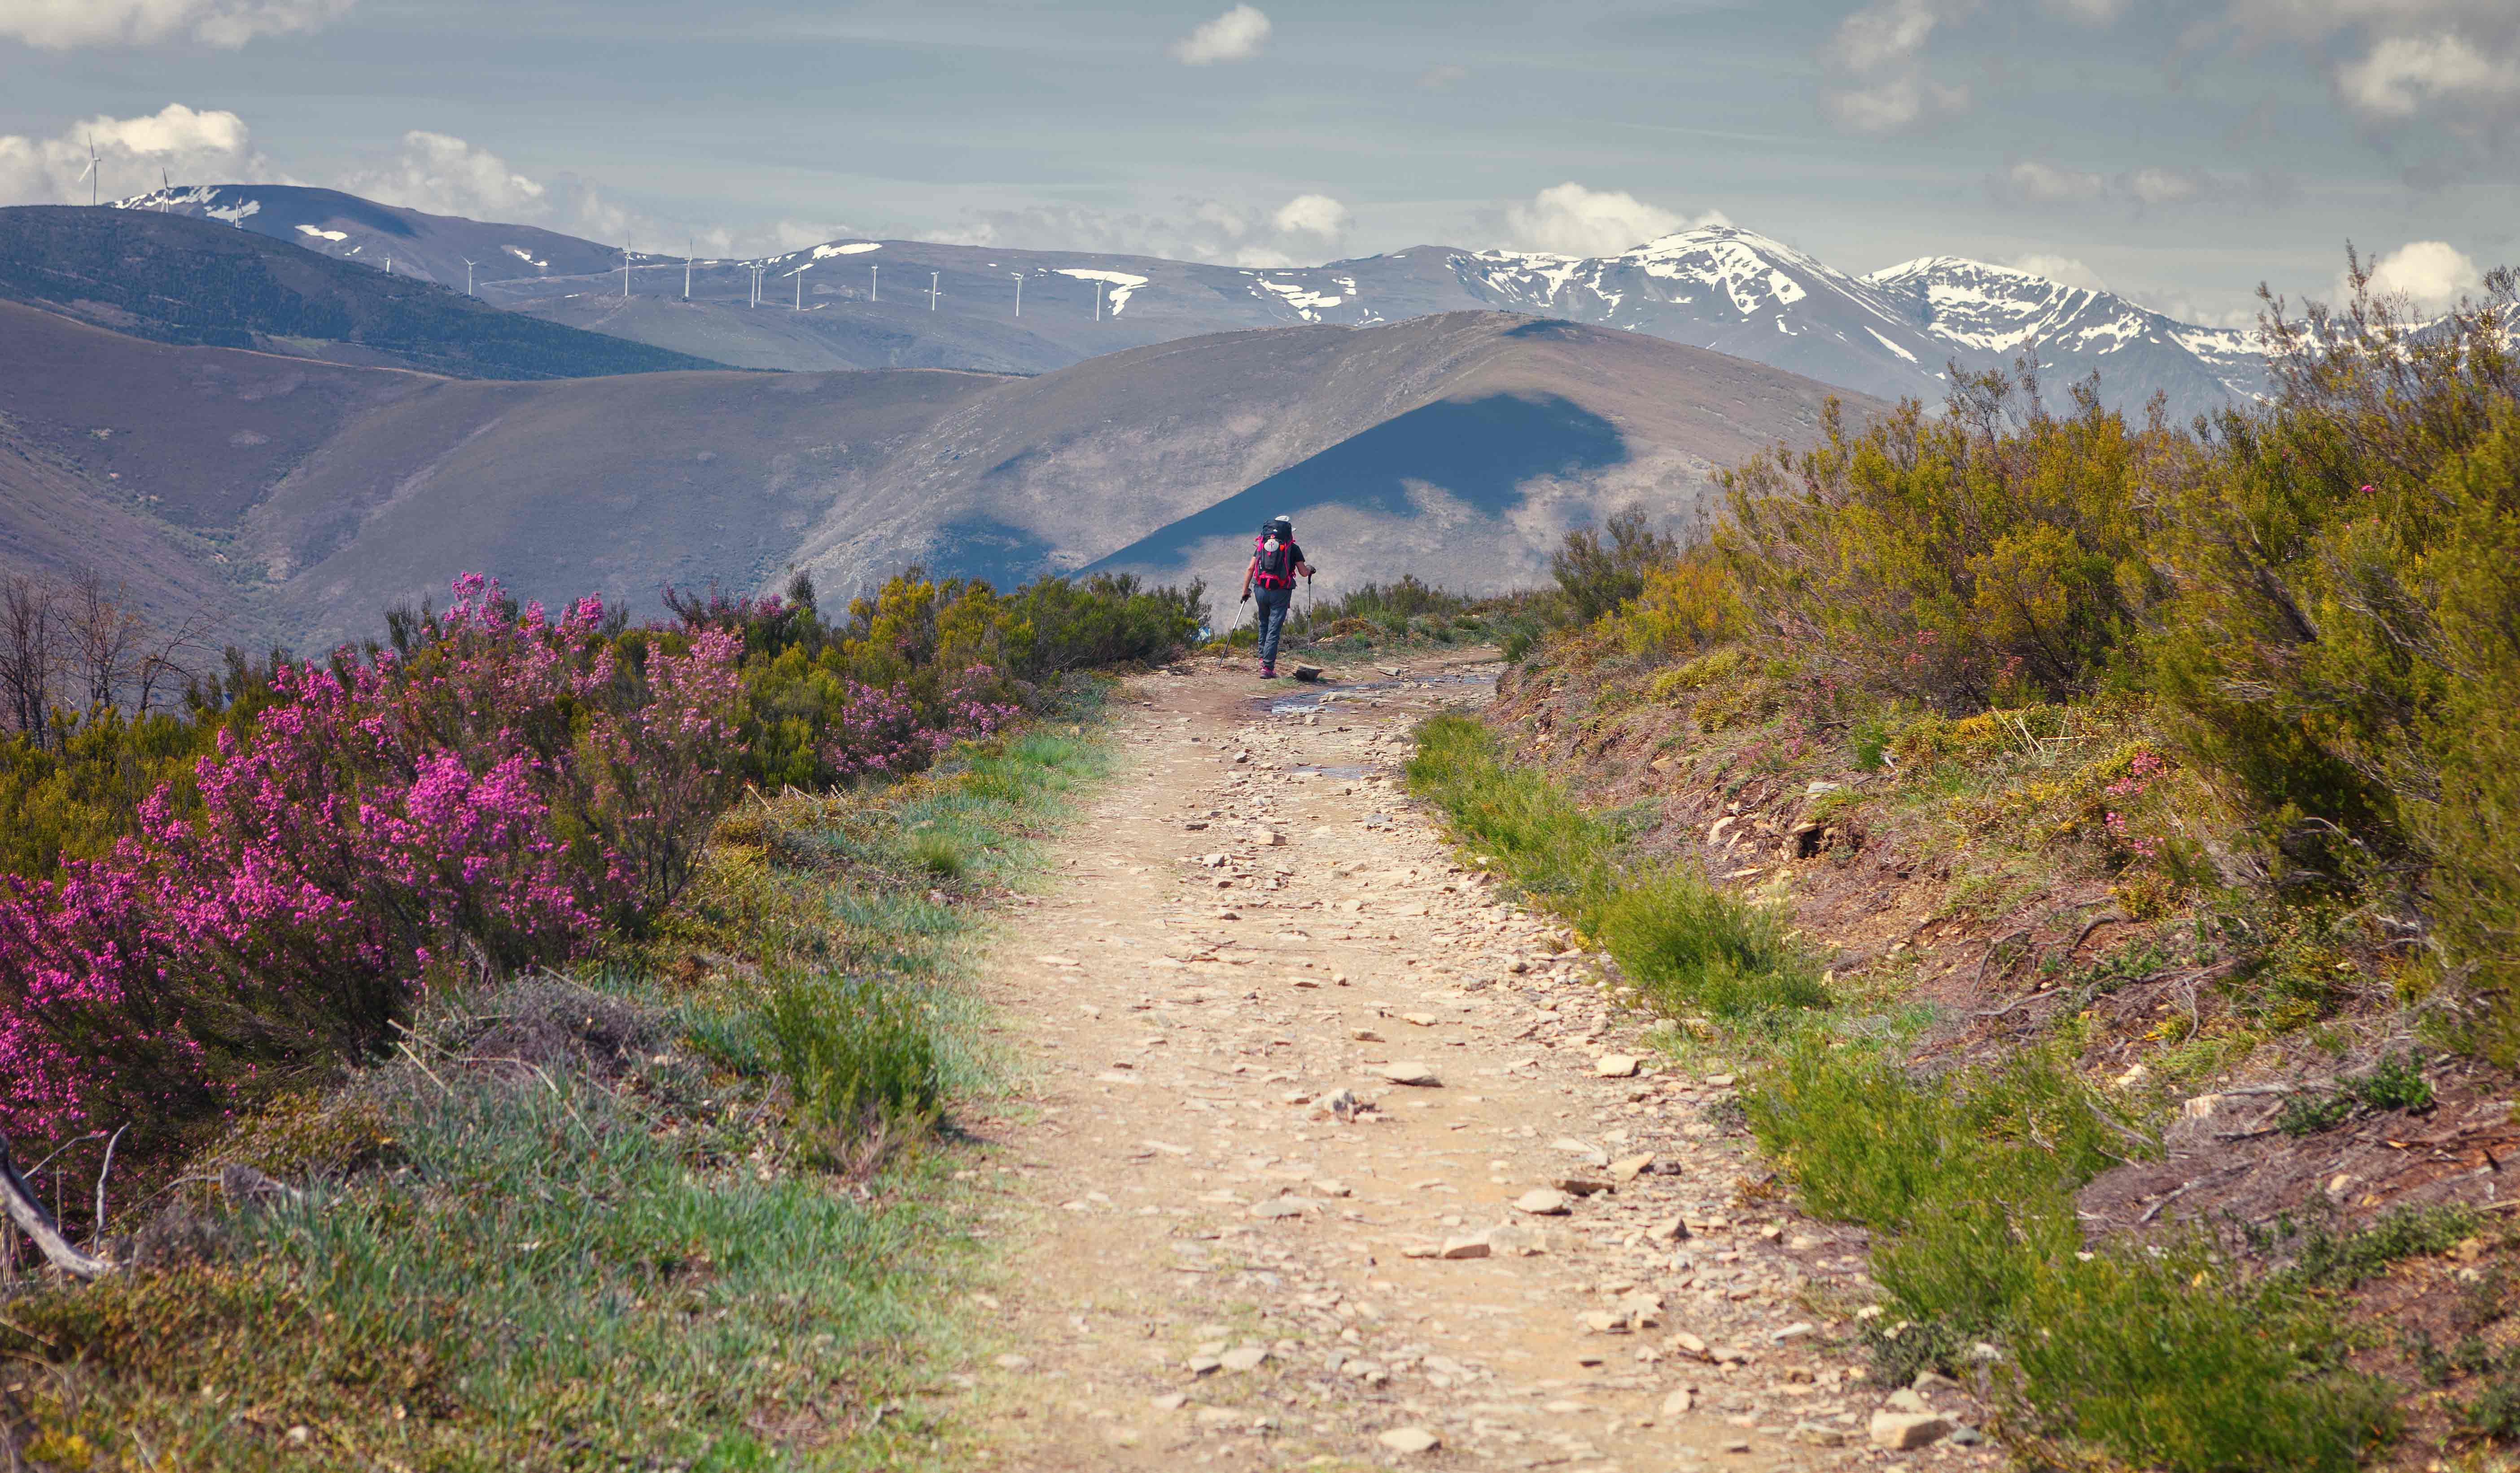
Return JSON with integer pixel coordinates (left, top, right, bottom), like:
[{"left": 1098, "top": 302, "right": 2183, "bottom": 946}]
[{"left": 0, "top": 0, "right": 2513, "bottom": 325}]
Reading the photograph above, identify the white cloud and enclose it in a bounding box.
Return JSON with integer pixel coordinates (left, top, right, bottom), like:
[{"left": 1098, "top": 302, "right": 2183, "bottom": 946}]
[
  {"left": 933, "top": 194, "right": 1348, "bottom": 267},
  {"left": 1991, "top": 159, "right": 2107, "bottom": 204},
  {"left": 1272, "top": 193, "right": 1350, "bottom": 239},
  {"left": 2007, "top": 253, "right": 2110, "bottom": 291},
  {"left": 0, "top": 103, "right": 261, "bottom": 206},
  {"left": 2122, "top": 167, "right": 2203, "bottom": 206},
  {"left": 1819, "top": 0, "right": 1977, "bottom": 133},
  {"left": 1501, "top": 182, "right": 1727, "bottom": 257},
  {"left": 1169, "top": 4, "right": 1270, "bottom": 64},
  {"left": 0, "top": 0, "right": 353, "bottom": 48},
  {"left": 2125, "top": 287, "right": 2263, "bottom": 330},
  {"left": 2335, "top": 32, "right": 2520, "bottom": 119},
  {"left": 2042, "top": 0, "right": 2127, "bottom": 20},
  {"left": 346, "top": 130, "right": 545, "bottom": 222},
  {"left": 1416, "top": 63, "right": 1470, "bottom": 91},
  {"left": 2207, "top": 0, "right": 2520, "bottom": 133},
  {"left": 1989, "top": 158, "right": 2292, "bottom": 213},
  {"left": 2355, "top": 239, "right": 2482, "bottom": 313}
]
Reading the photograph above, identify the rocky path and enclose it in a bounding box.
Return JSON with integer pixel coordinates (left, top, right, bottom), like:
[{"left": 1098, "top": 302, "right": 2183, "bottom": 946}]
[{"left": 956, "top": 653, "right": 1997, "bottom": 1472}]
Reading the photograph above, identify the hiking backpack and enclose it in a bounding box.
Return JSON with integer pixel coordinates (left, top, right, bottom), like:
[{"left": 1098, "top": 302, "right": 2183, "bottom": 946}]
[{"left": 1254, "top": 519, "right": 1298, "bottom": 589}]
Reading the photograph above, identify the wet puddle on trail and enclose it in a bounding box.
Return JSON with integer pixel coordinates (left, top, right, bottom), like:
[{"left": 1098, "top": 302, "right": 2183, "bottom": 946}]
[{"left": 1290, "top": 764, "right": 1371, "bottom": 780}]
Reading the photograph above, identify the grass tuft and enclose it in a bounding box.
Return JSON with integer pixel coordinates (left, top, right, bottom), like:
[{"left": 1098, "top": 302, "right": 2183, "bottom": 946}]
[
  {"left": 763, "top": 972, "right": 945, "bottom": 1165},
  {"left": 1406, "top": 712, "right": 1825, "bottom": 1024}
]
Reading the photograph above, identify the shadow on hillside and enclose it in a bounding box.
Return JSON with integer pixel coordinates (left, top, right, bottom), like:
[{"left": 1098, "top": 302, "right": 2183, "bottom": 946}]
[{"left": 1087, "top": 391, "right": 1627, "bottom": 571}]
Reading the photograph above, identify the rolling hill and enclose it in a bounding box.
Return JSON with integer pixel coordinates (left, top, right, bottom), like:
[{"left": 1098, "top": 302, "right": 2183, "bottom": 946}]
[
  {"left": 0, "top": 206, "right": 729, "bottom": 379},
  {"left": 0, "top": 301, "right": 1873, "bottom": 651}
]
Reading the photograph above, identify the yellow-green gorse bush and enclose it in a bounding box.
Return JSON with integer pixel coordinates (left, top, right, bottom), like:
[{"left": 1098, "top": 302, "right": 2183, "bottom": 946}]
[{"left": 1594, "top": 259, "right": 2520, "bottom": 1053}]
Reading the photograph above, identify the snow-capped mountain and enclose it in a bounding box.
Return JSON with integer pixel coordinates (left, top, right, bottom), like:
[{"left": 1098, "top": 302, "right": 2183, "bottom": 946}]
[
  {"left": 114, "top": 184, "right": 2268, "bottom": 417},
  {"left": 1863, "top": 256, "right": 2264, "bottom": 414},
  {"left": 1440, "top": 227, "right": 1954, "bottom": 403}
]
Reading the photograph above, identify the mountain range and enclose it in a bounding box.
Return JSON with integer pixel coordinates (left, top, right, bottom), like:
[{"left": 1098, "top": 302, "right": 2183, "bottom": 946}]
[
  {"left": 118, "top": 184, "right": 2268, "bottom": 420},
  {"left": 0, "top": 265, "right": 1873, "bottom": 650}
]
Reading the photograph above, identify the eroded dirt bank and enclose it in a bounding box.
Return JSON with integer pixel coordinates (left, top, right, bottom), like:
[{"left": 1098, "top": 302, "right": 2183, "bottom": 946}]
[{"left": 950, "top": 653, "right": 2001, "bottom": 1472}]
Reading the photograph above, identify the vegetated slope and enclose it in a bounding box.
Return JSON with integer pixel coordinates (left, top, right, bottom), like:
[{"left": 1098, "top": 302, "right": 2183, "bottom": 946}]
[
  {"left": 0, "top": 300, "right": 438, "bottom": 636},
  {"left": 790, "top": 312, "right": 1878, "bottom": 600},
  {"left": 249, "top": 364, "right": 1003, "bottom": 647},
  {"left": 130, "top": 185, "right": 2260, "bottom": 416},
  {"left": 0, "top": 206, "right": 729, "bottom": 379},
  {"left": 0, "top": 302, "right": 1862, "bottom": 650},
  {"left": 0, "top": 300, "right": 993, "bottom": 646}
]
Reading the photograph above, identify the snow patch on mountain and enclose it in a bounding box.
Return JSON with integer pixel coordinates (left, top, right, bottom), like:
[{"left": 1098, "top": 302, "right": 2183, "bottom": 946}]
[
  {"left": 1056, "top": 268, "right": 1150, "bottom": 314},
  {"left": 1867, "top": 326, "right": 1917, "bottom": 362}
]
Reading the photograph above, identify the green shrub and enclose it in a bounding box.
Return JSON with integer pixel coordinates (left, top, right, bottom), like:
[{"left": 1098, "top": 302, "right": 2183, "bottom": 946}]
[
  {"left": 1552, "top": 508, "right": 1680, "bottom": 623},
  {"left": 2144, "top": 268, "right": 2520, "bottom": 1051},
  {"left": 1745, "top": 1041, "right": 2133, "bottom": 1232},
  {"left": 1408, "top": 713, "right": 1823, "bottom": 1027},
  {"left": 1596, "top": 869, "right": 1827, "bottom": 1021},
  {"left": 1714, "top": 373, "right": 2158, "bottom": 709},
  {"left": 2267, "top": 1203, "right": 2479, "bottom": 1290},
  {"left": 2010, "top": 1239, "right": 2397, "bottom": 1473},
  {"left": 1748, "top": 1039, "right": 2402, "bottom": 1471},
  {"left": 2277, "top": 1051, "right": 2437, "bottom": 1135},
  {"left": 761, "top": 973, "right": 943, "bottom": 1154}
]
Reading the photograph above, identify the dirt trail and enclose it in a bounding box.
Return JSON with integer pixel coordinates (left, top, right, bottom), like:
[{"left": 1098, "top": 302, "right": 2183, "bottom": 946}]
[{"left": 958, "top": 653, "right": 1999, "bottom": 1472}]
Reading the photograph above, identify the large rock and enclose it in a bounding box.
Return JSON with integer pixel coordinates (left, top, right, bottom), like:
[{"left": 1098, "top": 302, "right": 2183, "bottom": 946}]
[{"left": 1869, "top": 1411, "right": 1952, "bottom": 1450}]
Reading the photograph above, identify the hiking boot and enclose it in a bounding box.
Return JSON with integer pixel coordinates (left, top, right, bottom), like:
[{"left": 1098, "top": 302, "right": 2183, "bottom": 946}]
[{"left": 1260, "top": 664, "right": 1278, "bottom": 679}]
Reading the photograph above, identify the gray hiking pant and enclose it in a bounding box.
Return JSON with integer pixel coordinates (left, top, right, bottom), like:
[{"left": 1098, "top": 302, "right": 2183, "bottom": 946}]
[{"left": 1255, "top": 587, "right": 1293, "bottom": 666}]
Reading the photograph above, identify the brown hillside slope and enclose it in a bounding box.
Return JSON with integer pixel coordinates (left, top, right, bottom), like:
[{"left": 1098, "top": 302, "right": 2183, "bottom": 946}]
[
  {"left": 4, "top": 304, "right": 1875, "bottom": 651},
  {"left": 246, "top": 365, "right": 1003, "bottom": 647},
  {"left": 794, "top": 312, "right": 1883, "bottom": 600}
]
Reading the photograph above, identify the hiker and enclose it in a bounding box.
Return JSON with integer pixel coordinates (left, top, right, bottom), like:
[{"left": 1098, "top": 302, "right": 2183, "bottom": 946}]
[{"left": 1238, "top": 515, "right": 1313, "bottom": 679}]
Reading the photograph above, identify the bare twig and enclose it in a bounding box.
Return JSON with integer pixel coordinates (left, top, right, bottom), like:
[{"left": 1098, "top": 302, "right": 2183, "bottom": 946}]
[
  {"left": 2138, "top": 1168, "right": 2242, "bottom": 1225},
  {"left": 394, "top": 1038, "right": 455, "bottom": 1097},
  {"left": 0, "top": 1133, "right": 112, "bottom": 1279},
  {"left": 1976, "top": 988, "right": 2059, "bottom": 1019},
  {"left": 92, "top": 1123, "right": 128, "bottom": 1245},
  {"left": 2066, "top": 910, "right": 2129, "bottom": 958}
]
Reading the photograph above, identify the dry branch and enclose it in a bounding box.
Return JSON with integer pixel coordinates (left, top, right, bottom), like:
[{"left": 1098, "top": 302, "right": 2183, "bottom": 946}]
[{"left": 0, "top": 1132, "right": 112, "bottom": 1279}]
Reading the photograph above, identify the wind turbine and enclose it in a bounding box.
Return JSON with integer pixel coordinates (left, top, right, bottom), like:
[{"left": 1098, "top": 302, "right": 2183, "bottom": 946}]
[
  {"left": 1095, "top": 281, "right": 1105, "bottom": 322},
  {"left": 870, "top": 263, "right": 879, "bottom": 302},
  {"left": 1011, "top": 272, "right": 1023, "bottom": 317},
  {"left": 790, "top": 263, "right": 806, "bottom": 310},
  {"left": 684, "top": 237, "right": 693, "bottom": 300},
  {"left": 929, "top": 271, "right": 939, "bottom": 311},
  {"left": 462, "top": 258, "right": 477, "bottom": 295},
  {"left": 77, "top": 136, "right": 98, "bottom": 207},
  {"left": 621, "top": 243, "right": 632, "bottom": 299}
]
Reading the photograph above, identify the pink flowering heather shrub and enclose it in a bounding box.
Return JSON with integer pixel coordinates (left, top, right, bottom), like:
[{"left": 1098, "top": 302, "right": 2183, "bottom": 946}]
[
  {"left": 0, "top": 576, "right": 744, "bottom": 1148},
  {"left": 0, "top": 565, "right": 1200, "bottom": 1152}
]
